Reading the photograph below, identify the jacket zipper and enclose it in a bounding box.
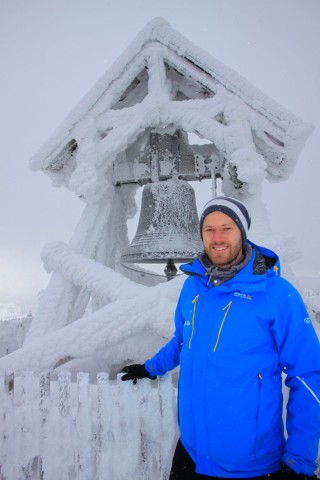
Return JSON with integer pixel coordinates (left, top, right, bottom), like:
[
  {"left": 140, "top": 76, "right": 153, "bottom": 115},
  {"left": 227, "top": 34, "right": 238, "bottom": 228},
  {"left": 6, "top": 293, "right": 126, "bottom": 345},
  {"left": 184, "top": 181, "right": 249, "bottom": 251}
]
[
  {"left": 213, "top": 300, "right": 233, "bottom": 352},
  {"left": 188, "top": 294, "right": 200, "bottom": 349}
]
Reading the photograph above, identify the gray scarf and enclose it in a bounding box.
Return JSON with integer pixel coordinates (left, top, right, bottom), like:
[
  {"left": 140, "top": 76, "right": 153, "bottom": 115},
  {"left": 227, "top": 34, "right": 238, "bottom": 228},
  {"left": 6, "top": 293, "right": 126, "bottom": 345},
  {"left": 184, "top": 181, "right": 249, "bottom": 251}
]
[{"left": 198, "top": 243, "right": 252, "bottom": 287}]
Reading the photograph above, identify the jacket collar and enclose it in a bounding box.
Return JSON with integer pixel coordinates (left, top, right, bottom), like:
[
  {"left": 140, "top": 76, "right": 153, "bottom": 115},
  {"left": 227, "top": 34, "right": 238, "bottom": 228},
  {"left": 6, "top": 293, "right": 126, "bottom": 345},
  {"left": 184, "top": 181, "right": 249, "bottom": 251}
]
[
  {"left": 197, "top": 244, "right": 252, "bottom": 287},
  {"left": 180, "top": 241, "right": 280, "bottom": 290}
]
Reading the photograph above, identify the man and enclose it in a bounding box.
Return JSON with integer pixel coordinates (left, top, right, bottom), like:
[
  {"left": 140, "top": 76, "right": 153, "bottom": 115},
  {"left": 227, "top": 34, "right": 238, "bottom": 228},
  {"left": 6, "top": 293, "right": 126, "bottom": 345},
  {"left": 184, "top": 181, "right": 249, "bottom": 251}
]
[{"left": 121, "top": 196, "right": 320, "bottom": 479}]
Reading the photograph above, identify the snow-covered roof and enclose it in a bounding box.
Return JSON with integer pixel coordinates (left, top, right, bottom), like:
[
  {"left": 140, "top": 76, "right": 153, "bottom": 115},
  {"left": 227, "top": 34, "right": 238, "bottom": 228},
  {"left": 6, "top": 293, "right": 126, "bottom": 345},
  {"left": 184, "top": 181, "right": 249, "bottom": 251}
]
[{"left": 30, "top": 17, "right": 313, "bottom": 202}]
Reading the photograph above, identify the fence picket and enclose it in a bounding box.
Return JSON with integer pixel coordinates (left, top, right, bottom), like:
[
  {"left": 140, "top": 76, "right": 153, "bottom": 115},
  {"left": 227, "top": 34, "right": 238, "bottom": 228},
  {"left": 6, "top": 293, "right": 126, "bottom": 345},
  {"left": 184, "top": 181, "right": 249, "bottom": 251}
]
[
  {"left": 158, "top": 375, "right": 179, "bottom": 479},
  {"left": 13, "top": 371, "right": 36, "bottom": 479},
  {"left": 76, "top": 372, "right": 94, "bottom": 479},
  {"left": 58, "top": 372, "right": 73, "bottom": 480},
  {"left": 96, "top": 372, "right": 113, "bottom": 479},
  {"left": 115, "top": 374, "right": 140, "bottom": 479},
  {"left": 37, "top": 372, "right": 51, "bottom": 479},
  {"left": 0, "top": 373, "right": 13, "bottom": 480}
]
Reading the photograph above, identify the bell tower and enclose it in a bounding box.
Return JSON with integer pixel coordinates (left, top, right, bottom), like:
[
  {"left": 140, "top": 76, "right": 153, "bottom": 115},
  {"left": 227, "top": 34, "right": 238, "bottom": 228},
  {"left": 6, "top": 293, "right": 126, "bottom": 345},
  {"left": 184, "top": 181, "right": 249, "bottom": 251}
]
[{"left": 7, "top": 18, "right": 311, "bottom": 373}]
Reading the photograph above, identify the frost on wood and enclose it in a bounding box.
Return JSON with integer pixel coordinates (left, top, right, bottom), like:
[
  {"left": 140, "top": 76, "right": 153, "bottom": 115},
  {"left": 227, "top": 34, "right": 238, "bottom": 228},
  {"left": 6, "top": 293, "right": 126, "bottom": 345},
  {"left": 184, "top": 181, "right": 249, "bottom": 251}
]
[
  {"left": 0, "top": 251, "right": 182, "bottom": 374},
  {"left": 0, "top": 17, "right": 317, "bottom": 480},
  {"left": 12, "top": 18, "right": 313, "bottom": 376},
  {"left": 30, "top": 18, "right": 313, "bottom": 201},
  {"left": 0, "top": 371, "right": 178, "bottom": 480}
]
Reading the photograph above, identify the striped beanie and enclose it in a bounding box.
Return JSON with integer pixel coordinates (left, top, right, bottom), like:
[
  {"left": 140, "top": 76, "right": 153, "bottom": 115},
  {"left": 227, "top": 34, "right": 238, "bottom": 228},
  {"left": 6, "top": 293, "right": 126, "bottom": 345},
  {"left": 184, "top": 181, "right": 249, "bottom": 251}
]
[{"left": 199, "top": 196, "right": 251, "bottom": 244}]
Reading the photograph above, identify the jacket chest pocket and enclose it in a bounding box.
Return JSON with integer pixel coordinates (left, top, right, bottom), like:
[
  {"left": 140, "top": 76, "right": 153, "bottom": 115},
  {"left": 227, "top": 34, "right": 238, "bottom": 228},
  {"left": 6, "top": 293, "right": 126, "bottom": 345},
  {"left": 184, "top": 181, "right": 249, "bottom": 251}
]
[
  {"left": 182, "top": 294, "right": 200, "bottom": 349},
  {"left": 210, "top": 298, "right": 274, "bottom": 354}
]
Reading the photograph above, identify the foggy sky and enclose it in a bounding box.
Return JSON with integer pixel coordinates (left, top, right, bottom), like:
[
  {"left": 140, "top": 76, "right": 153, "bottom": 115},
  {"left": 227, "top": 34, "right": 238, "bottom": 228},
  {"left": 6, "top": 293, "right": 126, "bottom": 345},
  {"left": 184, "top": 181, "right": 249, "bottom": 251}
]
[{"left": 1, "top": 0, "right": 319, "bottom": 310}]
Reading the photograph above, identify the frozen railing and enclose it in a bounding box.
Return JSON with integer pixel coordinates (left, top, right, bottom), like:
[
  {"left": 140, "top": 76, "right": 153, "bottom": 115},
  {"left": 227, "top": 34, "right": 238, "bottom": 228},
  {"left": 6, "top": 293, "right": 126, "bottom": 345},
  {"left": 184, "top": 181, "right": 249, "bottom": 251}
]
[{"left": 0, "top": 371, "right": 178, "bottom": 480}]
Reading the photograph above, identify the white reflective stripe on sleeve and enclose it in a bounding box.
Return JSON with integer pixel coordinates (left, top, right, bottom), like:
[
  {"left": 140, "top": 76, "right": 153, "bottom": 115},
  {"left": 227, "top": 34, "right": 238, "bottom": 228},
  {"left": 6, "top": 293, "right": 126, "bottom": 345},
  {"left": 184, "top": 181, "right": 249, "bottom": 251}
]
[{"left": 296, "top": 376, "right": 320, "bottom": 405}]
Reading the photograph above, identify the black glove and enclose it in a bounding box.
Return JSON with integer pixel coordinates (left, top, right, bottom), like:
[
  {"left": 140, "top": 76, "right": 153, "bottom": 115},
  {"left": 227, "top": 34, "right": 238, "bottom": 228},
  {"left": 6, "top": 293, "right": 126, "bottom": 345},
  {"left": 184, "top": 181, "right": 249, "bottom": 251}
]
[
  {"left": 281, "top": 463, "right": 316, "bottom": 479},
  {"left": 121, "top": 364, "right": 156, "bottom": 384}
]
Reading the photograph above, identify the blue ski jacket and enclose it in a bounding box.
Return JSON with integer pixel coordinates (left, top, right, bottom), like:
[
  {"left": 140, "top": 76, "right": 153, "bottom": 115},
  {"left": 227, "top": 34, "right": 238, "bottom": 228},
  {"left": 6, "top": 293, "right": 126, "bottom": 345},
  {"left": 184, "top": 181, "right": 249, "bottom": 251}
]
[{"left": 145, "top": 242, "right": 320, "bottom": 477}]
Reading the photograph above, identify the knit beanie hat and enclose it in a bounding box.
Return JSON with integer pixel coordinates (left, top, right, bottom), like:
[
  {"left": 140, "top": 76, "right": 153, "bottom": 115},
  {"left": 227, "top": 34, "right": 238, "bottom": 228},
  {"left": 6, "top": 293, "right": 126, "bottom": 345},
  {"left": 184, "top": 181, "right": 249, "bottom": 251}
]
[{"left": 199, "top": 196, "right": 251, "bottom": 244}]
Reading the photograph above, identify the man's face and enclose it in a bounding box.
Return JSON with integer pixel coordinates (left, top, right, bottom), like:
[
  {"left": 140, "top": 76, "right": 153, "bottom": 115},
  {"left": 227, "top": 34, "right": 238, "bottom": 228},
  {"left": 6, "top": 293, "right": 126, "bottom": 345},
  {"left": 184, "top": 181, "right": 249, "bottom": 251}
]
[{"left": 202, "top": 211, "right": 243, "bottom": 269}]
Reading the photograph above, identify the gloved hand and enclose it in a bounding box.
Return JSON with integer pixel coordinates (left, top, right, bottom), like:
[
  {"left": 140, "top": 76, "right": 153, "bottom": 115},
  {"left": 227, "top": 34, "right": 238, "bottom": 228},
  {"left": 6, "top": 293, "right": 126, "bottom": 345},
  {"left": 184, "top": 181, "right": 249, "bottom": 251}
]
[
  {"left": 281, "top": 463, "right": 316, "bottom": 479},
  {"left": 121, "top": 364, "right": 156, "bottom": 384}
]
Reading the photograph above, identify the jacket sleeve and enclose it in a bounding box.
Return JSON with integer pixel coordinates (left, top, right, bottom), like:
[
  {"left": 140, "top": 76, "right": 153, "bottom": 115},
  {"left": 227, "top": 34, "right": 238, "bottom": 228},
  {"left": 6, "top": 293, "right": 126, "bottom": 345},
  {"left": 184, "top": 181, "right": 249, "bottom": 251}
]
[
  {"left": 271, "top": 278, "right": 320, "bottom": 476},
  {"left": 144, "top": 294, "right": 184, "bottom": 377}
]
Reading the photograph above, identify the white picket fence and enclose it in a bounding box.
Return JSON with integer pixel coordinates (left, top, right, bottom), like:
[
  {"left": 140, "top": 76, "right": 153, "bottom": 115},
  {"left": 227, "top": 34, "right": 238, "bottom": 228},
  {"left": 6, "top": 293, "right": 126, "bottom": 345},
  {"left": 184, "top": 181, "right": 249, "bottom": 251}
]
[{"left": 0, "top": 371, "right": 179, "bottom": 480}]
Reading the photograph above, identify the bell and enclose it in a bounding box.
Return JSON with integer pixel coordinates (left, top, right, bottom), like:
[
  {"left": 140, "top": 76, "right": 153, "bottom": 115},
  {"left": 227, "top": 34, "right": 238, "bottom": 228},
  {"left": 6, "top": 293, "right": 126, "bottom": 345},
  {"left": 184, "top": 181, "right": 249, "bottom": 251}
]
[{"left": 122, "top": 179, "right": 202, "bottom": 274}]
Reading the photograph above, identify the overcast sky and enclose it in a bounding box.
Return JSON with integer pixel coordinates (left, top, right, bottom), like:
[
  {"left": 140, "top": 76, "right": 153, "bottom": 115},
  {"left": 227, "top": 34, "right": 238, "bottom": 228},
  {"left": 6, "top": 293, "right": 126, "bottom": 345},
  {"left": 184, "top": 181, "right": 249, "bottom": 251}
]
[{"left": 1, "top": 0, "right": 319, "bottom": 310}]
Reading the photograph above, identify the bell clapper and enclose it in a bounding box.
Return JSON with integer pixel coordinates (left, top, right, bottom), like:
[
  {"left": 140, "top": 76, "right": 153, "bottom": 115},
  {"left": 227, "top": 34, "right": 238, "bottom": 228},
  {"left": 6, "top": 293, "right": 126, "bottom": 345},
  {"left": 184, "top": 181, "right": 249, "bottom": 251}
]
[{"left": 164, "top": 259, "right": 178, "bottom": 281}]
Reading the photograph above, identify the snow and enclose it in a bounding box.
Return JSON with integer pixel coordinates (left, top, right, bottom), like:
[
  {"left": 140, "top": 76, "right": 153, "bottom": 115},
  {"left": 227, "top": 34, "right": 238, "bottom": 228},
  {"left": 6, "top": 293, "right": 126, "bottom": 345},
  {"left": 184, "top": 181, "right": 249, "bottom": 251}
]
[
  {"left": 0, "top": 15, "right": 319, "bottom": 479},
  {"left": 30, "top": 18, "right": 313, "bottom": 203},
  {"left": 0, "top": 370, "right": 179, "bottom": 479},
  {"left": 0, "top": 303, "right": 22, "bottom": 320},
  {"left": 0, "top": 247, "right": 183, "bottom": 375},
  {"left": 0, "top": 316, "right": 31, "bottom": 357},
  {"left": 0, "top": 11, "right": 319, "bottom": 394}
]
